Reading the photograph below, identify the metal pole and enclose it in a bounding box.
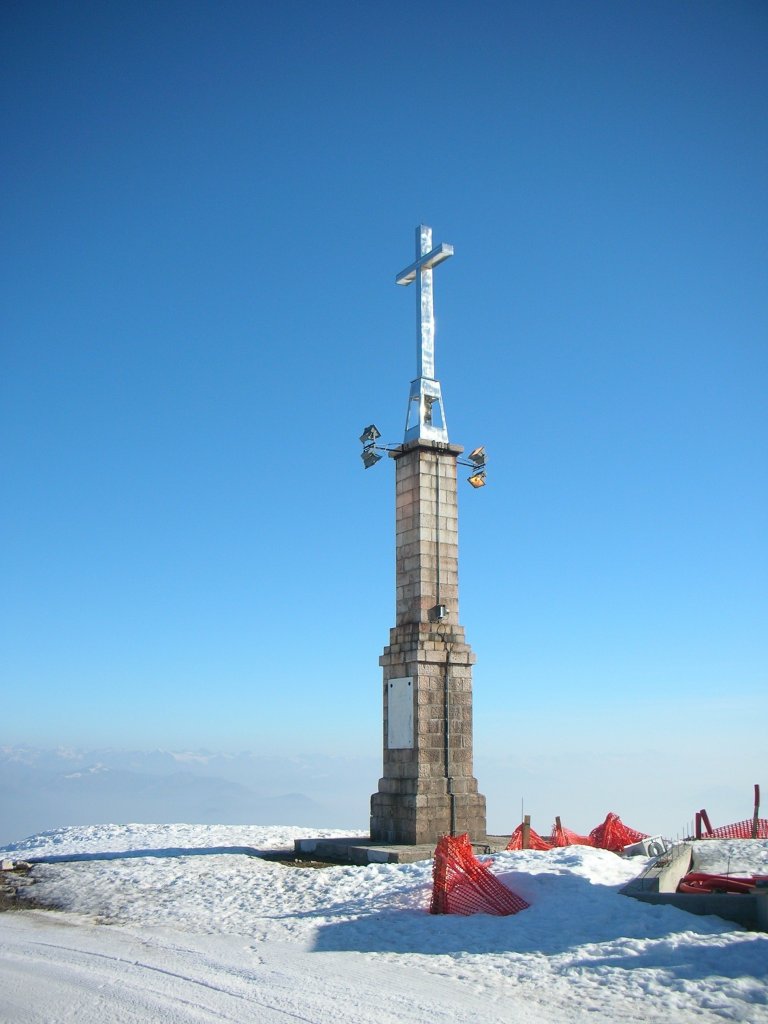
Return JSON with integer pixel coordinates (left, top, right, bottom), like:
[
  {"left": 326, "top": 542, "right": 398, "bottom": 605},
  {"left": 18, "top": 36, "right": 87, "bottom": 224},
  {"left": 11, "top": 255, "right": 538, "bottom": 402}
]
[
  {"left": 444, "top": 645, "right": 456, "bottom": 837},
  {"left": 435, "top": 454, "right": 441, "bottom": 608},
  {"left": 435, "top": 453, "right": 455, "bottom": 836},
  {"left": 753, "top": 784, "right": 761, "bottom": 839}
]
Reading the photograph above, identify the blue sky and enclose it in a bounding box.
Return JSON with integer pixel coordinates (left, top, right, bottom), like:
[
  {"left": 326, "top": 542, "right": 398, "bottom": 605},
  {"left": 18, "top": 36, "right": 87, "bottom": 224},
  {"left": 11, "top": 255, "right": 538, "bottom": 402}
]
[{"left": 2, "top": 2, "right": 766, "bottom": 832}]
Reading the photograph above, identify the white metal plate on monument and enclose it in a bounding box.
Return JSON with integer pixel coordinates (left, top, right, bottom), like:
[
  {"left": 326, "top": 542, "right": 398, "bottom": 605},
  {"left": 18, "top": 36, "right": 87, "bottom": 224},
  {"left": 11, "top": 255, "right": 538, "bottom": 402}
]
[{"left": 387, "top": 677, "right": 414, "bottom": 749}]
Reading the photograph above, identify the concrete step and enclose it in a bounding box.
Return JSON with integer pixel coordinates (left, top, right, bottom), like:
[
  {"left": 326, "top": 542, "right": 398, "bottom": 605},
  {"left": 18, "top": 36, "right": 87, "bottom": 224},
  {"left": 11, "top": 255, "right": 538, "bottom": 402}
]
[{"left": 293, "top": 835, "right": 511, "bottom": 865}]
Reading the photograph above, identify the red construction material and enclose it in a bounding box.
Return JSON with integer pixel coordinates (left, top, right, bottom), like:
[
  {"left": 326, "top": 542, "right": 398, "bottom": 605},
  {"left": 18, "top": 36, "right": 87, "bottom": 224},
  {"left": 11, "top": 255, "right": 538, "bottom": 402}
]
[
  {"left": 678, "top": 872, "right": 757, "bottom": 895},
  {"left": 753, "top": 784, "right": 761, "bottom": 838},
  {"left": 430, "top": 833, "right": 530, "bottom": 916},
  {"left": 551, "top": 821, "right": 593, "bottom": 847},
  {"left": 701, "top": 817, "right": 768, "bottom": 840},
  {"left": 506, "top": 823, "right": 552, "bottom": 851},
  {"left": 697, "top": 809, "right": 714, "bottom": 837},
  {"left": 589, "top": 812, "right": 648, "bottom": 852},
  {"left": 697, "top": 787, "right": 766, "bottom": 839}
]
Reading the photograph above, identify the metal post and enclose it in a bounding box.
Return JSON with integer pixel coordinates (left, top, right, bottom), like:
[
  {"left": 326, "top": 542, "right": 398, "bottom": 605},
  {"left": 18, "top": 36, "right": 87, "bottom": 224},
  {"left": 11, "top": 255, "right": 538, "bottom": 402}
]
[
  {"left": 444, "top": 645, "right": 456, "bottom": 838},
  {"left": 753, "top": 784, "right": 761, "bottom": 839},
  {"left": 435, "top": 454, "right": 441, "bottom": 609}
]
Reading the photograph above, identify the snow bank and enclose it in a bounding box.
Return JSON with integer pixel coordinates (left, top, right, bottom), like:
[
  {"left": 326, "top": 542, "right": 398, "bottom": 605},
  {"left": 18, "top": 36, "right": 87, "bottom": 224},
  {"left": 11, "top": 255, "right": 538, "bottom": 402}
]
[{"left": 1, "top": 826, "right": 767, "bottom": 1024}]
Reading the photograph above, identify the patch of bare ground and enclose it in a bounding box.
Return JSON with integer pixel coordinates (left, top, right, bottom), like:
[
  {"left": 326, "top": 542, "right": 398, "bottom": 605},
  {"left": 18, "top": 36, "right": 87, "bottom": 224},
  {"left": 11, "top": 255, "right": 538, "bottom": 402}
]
[{"left": 0, "top": 863, "right": 59, "bottom": 912}]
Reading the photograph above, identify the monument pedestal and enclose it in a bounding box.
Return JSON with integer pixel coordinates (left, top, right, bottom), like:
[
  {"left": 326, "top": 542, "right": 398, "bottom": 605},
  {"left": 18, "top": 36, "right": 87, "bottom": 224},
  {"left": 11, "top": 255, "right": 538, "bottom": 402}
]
[{"left": 370, "top": 440, "right": 487, "bottom": 845}]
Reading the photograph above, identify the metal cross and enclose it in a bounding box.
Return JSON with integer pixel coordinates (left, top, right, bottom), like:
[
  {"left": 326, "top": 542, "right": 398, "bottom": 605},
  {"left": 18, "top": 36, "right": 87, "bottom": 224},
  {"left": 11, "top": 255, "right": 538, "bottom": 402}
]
[{"left": 396, "top": 225, "right": 454, "bottom": 380}]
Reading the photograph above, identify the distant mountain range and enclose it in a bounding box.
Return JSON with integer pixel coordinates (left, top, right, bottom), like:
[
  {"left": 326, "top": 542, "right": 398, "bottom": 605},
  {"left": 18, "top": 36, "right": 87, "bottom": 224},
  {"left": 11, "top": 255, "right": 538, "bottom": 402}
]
[{"left": 0, "top": 746, "right": 376, "bottom": 846}]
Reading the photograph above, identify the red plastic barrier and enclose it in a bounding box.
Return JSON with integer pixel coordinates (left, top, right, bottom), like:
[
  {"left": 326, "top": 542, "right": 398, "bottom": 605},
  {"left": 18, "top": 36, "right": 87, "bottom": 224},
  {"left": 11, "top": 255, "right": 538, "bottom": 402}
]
[
  {"left": 505, "top": 812, "right": 651, "bottom": 852},
  {"left": 431, "top": 833, "right": 530, "bottom": 916},
  {"left": 551, "top": 821, "right": 593, "bottom": 848},
  {"left": 506, "top": 823, "right": 552, "bottom": 851},
  {"left": 697, "top": 809, "right": 714, "bottom": 838},
  {"left": 702, "top": 818, "right": 768, "bottom": 840},
  {"left": 678, "top": 872, "right": 756, "bottom": 895},
  {"left": 589, "top": 812, "right": 648, "bottom": 852}
]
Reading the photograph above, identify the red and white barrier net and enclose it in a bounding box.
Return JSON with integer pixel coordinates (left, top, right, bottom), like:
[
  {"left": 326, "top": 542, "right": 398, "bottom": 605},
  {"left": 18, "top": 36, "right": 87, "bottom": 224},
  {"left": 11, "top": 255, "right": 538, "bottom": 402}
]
[{"left": 430, "top": 833, "right": 530, "bottom": 916}]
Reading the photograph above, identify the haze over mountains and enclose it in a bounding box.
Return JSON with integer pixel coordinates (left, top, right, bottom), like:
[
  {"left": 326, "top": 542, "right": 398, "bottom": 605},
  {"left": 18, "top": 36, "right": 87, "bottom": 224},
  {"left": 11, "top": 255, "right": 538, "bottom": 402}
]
[
  {"left": 2, "top": 743, "right": 760, "bottom": 849},
  {"left": 0, "top": 746, "right": 374, "bottom": 846}
]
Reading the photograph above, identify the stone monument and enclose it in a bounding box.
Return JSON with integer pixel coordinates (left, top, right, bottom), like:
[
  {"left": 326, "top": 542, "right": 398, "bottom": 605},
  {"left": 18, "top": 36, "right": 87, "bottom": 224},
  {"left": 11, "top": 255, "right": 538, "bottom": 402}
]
[{"left": 368, "top": 225, "right": 487, "bottom": 845}]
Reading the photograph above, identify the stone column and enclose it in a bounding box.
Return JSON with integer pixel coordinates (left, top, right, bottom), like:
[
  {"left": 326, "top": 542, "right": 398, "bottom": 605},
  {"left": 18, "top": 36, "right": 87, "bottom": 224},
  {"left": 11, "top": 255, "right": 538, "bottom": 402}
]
[{"left": 370, "top": 439, "right": 487, "bottom": 845}]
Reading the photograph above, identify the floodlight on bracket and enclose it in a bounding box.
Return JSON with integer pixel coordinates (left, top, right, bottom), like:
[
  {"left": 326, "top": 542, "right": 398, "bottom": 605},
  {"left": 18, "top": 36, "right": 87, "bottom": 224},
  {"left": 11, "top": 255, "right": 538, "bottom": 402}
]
[
  {"left": 359, "top": 426, "right": 487, "bottom": 487},
  {"left": 361, "top": 446, "right": 382, "bottom": 469},
  {"left": 457, "top": 445, "right": 488, "bottom": 488},
  {"left": 359, "top": 424, "right": 381, "bottom": 445},
  {"left": 359, "top": 423, "right": 401, "bottom": 469}
]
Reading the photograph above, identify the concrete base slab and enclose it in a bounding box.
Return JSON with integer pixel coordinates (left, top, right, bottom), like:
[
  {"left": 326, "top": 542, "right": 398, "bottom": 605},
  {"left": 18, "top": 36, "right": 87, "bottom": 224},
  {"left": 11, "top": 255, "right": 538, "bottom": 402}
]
[
  {"left": 293, "top": 835, "right": 511, "bottom": 865},
  {"left": 622, "top": 841, "right": 694, "bottom": 895},
  {"left": 622, "top": 840, "right": 768, "bottom": 930}
]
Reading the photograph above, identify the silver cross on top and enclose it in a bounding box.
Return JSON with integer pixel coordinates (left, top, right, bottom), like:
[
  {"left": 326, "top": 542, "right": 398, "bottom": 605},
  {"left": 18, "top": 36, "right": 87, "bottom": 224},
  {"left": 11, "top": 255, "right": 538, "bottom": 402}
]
[{"left": 396, "top": 225, "right": 453, "bottom": 443}]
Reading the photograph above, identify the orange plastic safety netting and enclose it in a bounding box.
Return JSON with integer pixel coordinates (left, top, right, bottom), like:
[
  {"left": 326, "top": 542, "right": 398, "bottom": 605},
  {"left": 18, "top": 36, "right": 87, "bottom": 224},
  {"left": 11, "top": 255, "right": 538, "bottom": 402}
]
[
  {"left": 506, "top": 823, "right": 552, "bottom": 851},
  {"left": 589, "top": 812, "right": 648, "bottom": 852},
  {"left": 551, "top": 821, "right": 592, "bottom": 847},
  {"left": 701, "top": 818, "right": 768, "bottom": 840},
  {"left": 430, "top": 833, "right": 530, "bottom": 916},
  {"left": 505, "top": 812, "right": 649, "bottom": 851}
]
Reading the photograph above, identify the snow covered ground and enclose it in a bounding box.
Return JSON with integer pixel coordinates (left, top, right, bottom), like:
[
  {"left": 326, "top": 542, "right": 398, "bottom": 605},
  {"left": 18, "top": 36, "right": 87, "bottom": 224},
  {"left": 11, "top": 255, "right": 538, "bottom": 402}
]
[{"left": 1, "top": 825, "right": 767, "bottom": 1023}]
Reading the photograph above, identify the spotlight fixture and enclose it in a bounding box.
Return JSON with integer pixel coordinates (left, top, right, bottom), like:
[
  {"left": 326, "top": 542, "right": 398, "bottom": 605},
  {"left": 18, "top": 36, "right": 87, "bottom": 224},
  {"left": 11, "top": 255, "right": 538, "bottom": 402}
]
[
  {"left": 456, "top": 446, "right": 488, "bottom": 487},
  {"left": 361, "top": 447, "right": 382, "bottom": 469},
  {"left": 359, "top": 424, "right": 381, "bottom": 444},
  {"left": 467, "top": 446, "right": 486, "bottom": 468}
]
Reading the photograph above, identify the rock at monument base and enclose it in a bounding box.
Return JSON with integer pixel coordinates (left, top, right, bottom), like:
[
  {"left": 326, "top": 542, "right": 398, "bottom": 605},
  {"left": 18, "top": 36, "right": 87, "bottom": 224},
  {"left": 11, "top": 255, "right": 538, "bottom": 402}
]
[{"left": 370, "top": 787, "right": 487, "bottom": 846}]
